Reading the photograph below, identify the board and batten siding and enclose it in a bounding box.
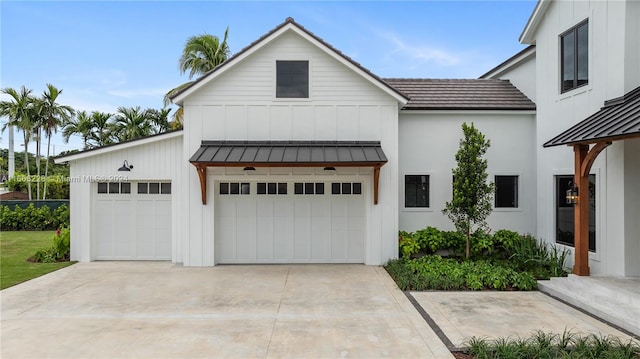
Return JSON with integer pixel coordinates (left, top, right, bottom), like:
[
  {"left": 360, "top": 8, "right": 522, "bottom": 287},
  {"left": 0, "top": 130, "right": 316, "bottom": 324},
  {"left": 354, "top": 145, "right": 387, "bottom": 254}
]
[
  {"left": 68, "top": 135, "right": 183, "bottom": 262},
  {"left": 398, "top": 112, "right": 536, "bottom": 235},
  {"left": 178, "top": 29, "right": 400, "bottom": 266},
  {"left": 532, "top": 0, "right": 640, "bottom": 276}
]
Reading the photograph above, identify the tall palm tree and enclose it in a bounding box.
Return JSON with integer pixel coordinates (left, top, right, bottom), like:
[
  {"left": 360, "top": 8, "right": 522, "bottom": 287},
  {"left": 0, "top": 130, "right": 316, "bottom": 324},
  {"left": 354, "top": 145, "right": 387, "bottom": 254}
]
[
  {"left": 38, "top": 84, "right": 74, "bottom": 199},
  {"left": 0, "top": 86, "right": 36, "bottom": 199},
  {"left": 62, "top": 110, "right": 92, "bottom": 150},
  {"left": 164, "top": 27, "right": 230, "bottom": 127},
  {"left": 88, "top": 111, "right": 114, "bottom": 148},
  {"left": 112, "top": 106, "right": 153, "bottom": 141}
]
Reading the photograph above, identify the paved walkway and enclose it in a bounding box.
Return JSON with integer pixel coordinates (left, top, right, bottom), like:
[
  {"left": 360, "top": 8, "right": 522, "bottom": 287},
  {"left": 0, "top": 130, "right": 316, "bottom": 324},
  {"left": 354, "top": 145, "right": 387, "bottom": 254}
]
[
  {"left": 1, "top": 263, "right": 452, "bottom": 358},
  {"left": 411, "top": 291, "right": 637, "bottom": 349}
]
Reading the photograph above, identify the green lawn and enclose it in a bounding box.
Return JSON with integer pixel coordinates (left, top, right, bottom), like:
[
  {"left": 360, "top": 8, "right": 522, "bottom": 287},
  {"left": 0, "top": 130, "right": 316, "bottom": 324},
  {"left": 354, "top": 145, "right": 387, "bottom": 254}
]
[{"left": 1, "top": 231, "right": 75, "bottom": 290}]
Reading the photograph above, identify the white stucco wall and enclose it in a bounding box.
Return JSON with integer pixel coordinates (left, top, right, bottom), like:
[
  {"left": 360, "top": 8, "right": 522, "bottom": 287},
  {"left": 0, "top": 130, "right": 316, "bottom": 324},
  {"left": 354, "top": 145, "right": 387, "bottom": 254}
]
[
  {"left": 484, "top": 51, "right": 537, "bottom": 103},
  {"left": 179, "top": 29, "right": 401, "bottom": 266},
  {"left": 531, "top": 0, "right": 640, "bottom": 275},
  {"left": 398, "top": 111, "right": 536, "bottom": 235}
]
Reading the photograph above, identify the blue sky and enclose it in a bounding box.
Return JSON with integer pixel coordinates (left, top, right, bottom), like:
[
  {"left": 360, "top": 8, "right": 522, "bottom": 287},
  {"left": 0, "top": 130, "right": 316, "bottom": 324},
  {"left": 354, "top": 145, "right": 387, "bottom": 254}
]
[{"left": 1, "top": 0, "right": 536, "bottom": 153}]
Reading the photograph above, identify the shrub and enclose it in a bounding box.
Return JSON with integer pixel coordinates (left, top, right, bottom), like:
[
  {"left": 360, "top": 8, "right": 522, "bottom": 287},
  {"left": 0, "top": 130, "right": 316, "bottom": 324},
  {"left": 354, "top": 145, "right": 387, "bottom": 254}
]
[
  {"left": 33, "top": 227, "right": 70, "bottom": 263},
  {"left": 0, "top": 204, "right": 70, "bottom": 231},
  {"left": 385, "top": 256, "right": 538, "bottom": 291}
]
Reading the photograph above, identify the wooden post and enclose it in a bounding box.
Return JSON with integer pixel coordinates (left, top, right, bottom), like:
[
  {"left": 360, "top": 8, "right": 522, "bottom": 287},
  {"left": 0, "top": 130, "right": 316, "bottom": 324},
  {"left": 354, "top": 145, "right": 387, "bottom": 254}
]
[
  {"left": 195, "top": 165, "right": 207, "bottom": 205},
  {"left": 373, "top": 166, "right": 381, "bottom": 205},
  {"left": 573, "top": 144, "right": 590, "bottom": 276}
]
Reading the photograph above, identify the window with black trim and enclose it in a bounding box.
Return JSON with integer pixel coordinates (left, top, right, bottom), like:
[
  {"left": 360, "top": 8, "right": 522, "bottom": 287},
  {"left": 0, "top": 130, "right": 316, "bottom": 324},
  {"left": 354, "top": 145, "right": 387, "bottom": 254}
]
[
  {"left": 405, "top": 175, "right": 429, "bottom": 208},
  {"left": 276, "top": 61, "right": 309, "bottom": 98},
  {"left": 331, "top": 183, "right": 362, "bottom": 195},
  {"left": 294, "top": 183, "right": 324, "bottom": 195},
  {"left": 97, "top": 182, "right": 131, "bottom": 194},
  {"left": 561, "top": 21, "right": 588, "bottom": 92},
  {"left": 137, "top": 182, "right": 171, "bottom": 195},
  {"left": 219, "top": 182, "right": 249, "bottom": 195},
  {"left": 257, "top": 182, "right": 287, "bottom": 195},
  {"left": 555, "top": 174, "right": 596, "bottom": 251},
  {"left": 495, "top": 175, "right": 518, "bottom": 208}
]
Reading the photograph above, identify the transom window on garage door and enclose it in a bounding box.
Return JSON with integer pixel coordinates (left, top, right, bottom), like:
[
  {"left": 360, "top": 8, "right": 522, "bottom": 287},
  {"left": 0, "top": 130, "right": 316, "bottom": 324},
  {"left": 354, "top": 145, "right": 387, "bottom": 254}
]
[
  {"left": 138, "top": 182, "right": 171, "bottom": 194},
  {"left": 97, "top": 182, "right": 131, "bottom": 194},
  {"left": 331, "top": 182, "right": 362, "bottom": 195},
  {"left": 295, "top": 182, "right": 324, "bottom": 195},
  {"left": 220, "top": 182, "right": 250, "bottom": 195},
  {"left": 258, "top": 182, "right": 287, "bottom": 195}
]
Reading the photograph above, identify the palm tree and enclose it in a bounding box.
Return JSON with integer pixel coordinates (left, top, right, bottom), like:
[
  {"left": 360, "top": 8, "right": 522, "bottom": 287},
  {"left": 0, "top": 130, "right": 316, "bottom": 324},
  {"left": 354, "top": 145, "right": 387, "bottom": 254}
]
[
  {"left": 62, "top": 110, "right": 92, "bottom": 150},
  {"left": 0, "top": 86, "right": 36, "bottom": 199},
  {"left": 87, "top": 111, "right": 114, "bottom": 148},
  {"left": 145, "top": 108, "right": 172, "bottom": 134},
  {"left": 38, "top": 84, "right": 74, "bottom": 199},
  {"left": 164, "top": 27, "right": 230, "bottom": 127},
  {"left": 112, "top": 106, "right": 153, "bottom": 141}
]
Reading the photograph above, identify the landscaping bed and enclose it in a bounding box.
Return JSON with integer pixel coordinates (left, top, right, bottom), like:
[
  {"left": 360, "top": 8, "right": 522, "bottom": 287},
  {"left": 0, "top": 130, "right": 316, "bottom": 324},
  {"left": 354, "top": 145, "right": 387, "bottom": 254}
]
[{"left": 386, "top": 228, "right": 569, "bottom": 291}]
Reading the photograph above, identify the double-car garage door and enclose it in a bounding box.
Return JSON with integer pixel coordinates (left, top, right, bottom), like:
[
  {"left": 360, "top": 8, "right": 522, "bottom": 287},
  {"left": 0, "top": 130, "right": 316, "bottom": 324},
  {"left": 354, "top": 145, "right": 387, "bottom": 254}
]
[
  {"left": 216, "top": 180, "right": 365, "bottom": 263},
  {"left": 93, "top": 181, "right": 172, "bottom": 260}
]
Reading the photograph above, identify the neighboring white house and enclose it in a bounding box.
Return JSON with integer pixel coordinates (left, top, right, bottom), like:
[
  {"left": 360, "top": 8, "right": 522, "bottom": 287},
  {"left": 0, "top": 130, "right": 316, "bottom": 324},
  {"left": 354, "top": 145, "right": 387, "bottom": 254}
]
[{"left": 56, "top": 1, "right": 639, "bottom": 278}]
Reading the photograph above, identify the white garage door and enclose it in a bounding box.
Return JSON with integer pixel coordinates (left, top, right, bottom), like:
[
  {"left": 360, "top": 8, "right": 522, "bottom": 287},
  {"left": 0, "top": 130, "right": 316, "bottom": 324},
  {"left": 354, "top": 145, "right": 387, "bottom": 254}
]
[
  {"left": 216, "top": 181, "right": 365, "bottom": 263},
  {"left": 93, "top": 181, "right": 172, "bottom": 260}
]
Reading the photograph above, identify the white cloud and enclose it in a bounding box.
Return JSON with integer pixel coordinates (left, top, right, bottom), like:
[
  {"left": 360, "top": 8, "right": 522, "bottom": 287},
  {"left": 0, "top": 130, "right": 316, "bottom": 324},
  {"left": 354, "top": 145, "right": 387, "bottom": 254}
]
[
  {"left": 107, "top": 87, "right": 169, "bottom": 99},
  {"left": 381, "top": 32, "right": 461, "bottom": 67}
]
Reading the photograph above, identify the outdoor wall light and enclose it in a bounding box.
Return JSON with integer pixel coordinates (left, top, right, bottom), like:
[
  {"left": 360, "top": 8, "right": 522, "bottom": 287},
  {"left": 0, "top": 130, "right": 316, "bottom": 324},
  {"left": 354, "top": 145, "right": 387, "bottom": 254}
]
[
  {"left": 323, "top": 166, "right": 336, "bottom": 171},
  {"left": 118, "top": 160, "right": 133, "bottom": 171},
  {"left": 566, "top": 182, "right": 579, "bottom": 205},
  {"left": 243, "top": 166, "right": 256, "bottom": 171}
]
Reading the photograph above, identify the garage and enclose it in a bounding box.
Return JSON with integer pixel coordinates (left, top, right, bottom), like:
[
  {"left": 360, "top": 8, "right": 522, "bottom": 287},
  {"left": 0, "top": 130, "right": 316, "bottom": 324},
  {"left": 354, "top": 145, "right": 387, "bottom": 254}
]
[
  {"left": 215, "top": 180, "right": 365, "bottom": 263},
  {"left": 93, "top": 181, "right": 172, "bottom": 260}
]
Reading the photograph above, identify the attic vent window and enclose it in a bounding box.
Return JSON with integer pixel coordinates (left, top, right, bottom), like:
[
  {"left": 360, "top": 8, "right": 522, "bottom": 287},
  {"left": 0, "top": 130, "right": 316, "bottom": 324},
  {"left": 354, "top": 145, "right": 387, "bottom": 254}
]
[{"left": 276, "top": 60, "right": 309, "bottom": 98}]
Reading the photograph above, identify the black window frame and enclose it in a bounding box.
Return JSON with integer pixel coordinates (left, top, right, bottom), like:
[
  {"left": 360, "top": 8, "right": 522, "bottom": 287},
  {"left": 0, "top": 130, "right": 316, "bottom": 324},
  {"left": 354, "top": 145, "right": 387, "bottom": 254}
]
[
  {"left": 555, "top": 174, "right": 596, "bottom": 252},
  {"left": 494, "top": 175, "right": 519, "bottom": 208},
  {"left": 404, "top": 175, "right": 429, "bottom": 208},
  {"left": 276, "top": 60, "right": 309, "bottom": 98},
  {"left": 560, "top": 20, "right": 588, "bottom": 93}
]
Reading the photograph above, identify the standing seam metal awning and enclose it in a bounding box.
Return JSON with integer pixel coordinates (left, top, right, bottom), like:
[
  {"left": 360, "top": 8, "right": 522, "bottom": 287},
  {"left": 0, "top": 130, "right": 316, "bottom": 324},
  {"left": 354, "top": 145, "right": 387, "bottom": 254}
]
[
  {"left": 189, "top": 140, "right": 388, "bottom": 205},
  {"left": 543, "top": 86, "right": 640, "bottom": 147}
]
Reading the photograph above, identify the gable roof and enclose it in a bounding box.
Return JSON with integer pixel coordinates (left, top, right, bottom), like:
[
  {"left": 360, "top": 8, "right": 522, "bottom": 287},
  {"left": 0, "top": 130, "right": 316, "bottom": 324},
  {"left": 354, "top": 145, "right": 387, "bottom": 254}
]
[
  {"left": 170, "top": 17, "right": 408, "bottom": 105},
  {"left": 520, "top": 0, "right": 552, "bottom": 44},
  {"left": 53, "top": 130, "right": 183, "bottom": 163},
  {"left": 544, "top": 86, "right": 640, "bottom": 147},
  {"left": 383, "top": 78, "right": 536, "bottom": 111}
]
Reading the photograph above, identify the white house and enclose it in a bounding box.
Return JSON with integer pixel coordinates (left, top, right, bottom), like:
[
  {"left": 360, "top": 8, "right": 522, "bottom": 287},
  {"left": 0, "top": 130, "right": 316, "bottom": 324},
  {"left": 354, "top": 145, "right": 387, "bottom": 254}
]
[
  {"left": 55, "top": 17, "right": 534, "bottom": 267},
  {"left": 56, "top": 2, "right": 639, "bottom": 278}
]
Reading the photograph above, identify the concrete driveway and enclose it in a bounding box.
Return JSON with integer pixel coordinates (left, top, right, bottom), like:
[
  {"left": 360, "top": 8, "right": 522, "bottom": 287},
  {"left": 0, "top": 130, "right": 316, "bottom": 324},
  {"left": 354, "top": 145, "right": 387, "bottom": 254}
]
[{"left": 1, "top": 262, "right": 452, "bottom": 358}]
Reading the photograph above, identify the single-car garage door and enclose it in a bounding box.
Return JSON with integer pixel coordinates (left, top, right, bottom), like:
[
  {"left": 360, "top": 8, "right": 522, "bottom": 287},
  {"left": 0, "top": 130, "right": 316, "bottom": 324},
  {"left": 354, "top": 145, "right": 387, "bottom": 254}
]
[
  {"left": 216, "top": 180, "right": 365, "bottom": 263},
  {"left": 93, "top": 181, "right": 172, "bottom": 260}
]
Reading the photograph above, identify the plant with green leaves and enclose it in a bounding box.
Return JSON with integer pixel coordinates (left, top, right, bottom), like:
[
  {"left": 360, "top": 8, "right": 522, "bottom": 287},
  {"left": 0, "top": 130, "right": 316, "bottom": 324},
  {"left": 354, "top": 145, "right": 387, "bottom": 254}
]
[{"left": 443, "top": 122, "right": 494, "bottom": 258}]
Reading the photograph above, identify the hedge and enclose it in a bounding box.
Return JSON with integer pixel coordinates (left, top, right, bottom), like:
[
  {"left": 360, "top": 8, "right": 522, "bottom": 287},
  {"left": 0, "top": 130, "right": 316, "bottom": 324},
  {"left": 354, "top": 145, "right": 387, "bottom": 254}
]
[{"left": 0, "top": 204, "right": 70, "bottom": 231}]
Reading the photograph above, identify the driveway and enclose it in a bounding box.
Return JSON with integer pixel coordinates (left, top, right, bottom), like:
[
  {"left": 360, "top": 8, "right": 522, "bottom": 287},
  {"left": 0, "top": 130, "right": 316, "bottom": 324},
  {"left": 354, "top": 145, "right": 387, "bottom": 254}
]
[{"left": 1, "top": 262, "right": 452, "bottom": 358}]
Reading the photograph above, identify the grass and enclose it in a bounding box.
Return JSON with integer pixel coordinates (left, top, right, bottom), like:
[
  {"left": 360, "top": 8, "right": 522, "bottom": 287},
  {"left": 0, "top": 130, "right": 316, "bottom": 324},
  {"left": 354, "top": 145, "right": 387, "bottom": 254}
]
[{"left": 1, "top": 231, "right": 75, "bottom": 290}]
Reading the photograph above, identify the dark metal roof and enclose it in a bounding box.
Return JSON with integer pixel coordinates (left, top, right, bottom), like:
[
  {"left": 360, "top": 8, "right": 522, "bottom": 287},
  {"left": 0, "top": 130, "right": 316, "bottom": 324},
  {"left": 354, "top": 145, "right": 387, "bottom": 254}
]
[
  {"left": 170, "top": 17, "right": 408, "bottom": 102},
  {"left": 190, "top": 140, "right": 387, "bottom": 166},
  {"left": 382, "top": 78, "right": 536, "bottom": 111},
  {"left": 544, "top": 86, "right": 640, "bottom": 147}
]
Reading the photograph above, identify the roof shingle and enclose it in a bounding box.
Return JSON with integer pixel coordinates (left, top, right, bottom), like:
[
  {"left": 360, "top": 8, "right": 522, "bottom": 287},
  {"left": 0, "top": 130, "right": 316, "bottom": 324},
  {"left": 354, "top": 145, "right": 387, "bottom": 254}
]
[{"left": 383, "top": 78, "right": 536, "bottom": 111}]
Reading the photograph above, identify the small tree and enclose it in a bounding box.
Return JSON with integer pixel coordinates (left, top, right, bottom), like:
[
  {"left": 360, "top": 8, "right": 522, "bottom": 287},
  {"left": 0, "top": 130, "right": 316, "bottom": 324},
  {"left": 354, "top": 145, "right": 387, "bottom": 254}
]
[{"left": 443, "top": 122, "right": 494, "bottom": 258}]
